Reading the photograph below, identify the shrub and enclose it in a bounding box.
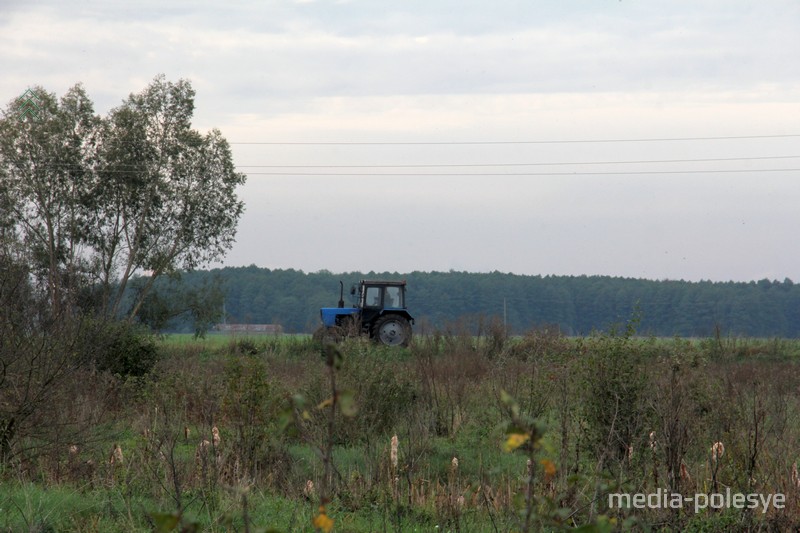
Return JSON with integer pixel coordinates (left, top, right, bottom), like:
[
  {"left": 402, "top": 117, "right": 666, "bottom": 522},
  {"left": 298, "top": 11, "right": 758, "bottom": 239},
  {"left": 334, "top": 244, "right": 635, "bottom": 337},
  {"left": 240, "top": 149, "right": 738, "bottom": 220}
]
[
  {"left": 221, "top": 353, "right": 292, "bottom": 487},
  {"left": 84, "top": 319, "right": 161, "bottom": 378},
  {"left": 581, "top": 319, "right": 649, "bottom": 471},
  {"left": 302, "top": 342, "right": 419, "bottom": 445}
]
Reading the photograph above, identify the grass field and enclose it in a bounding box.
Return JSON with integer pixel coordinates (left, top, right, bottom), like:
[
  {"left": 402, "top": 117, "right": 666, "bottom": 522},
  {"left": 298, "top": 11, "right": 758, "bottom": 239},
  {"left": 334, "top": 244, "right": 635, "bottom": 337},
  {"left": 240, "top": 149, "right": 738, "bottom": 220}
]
[{"left": 3, "top": 327, "right": 800, "bottom": 532}]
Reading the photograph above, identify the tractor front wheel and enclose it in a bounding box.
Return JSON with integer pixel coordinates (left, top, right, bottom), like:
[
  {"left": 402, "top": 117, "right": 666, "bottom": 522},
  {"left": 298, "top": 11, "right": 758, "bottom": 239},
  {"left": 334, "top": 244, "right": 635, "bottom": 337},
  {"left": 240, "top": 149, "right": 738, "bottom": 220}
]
[{"left": 372, "top": 314, "right": 412, "bottom": 347}]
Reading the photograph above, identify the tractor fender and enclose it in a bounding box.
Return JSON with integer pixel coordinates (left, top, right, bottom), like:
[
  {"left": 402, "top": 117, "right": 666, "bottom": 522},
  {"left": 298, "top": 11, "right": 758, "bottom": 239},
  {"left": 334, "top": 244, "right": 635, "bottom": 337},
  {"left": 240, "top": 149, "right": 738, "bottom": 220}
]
[{"left": 377, "top": 309, "right": 414, "bottom": 325}]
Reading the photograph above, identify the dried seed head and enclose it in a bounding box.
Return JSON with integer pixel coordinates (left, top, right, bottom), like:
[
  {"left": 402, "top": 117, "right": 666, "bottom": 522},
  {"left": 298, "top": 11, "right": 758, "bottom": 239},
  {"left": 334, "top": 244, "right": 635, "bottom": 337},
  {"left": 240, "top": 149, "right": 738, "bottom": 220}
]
[
  {"left": 451, "top": 456, "right": 459, "bottom": 473},
  {"left": 195, "top": 439, "right": 210, "bottom": 462},
  {"left": 212, "top": 426, "right": 221, "bottom": 447},
  {"left": 111, "top": 444, "right": 123, "bottom": 465},
  {"left": 711, "top": 441, "right": 725, "bottom": 463},
  {"left": 649, "top": 431, "right": 656, "bottom": 450},
  {"left": 792, "top": 462, "right": 800, "bottom": 489},
  {"left": 304, "top": 480, "right": 315, "bottom": 499},
  {"left": 390, "top": 434, "right": 399, "bottom": 470},
  {"left": 526, "top": 458, "right": 533, "bottom": 477},
  {"left": 680, "top": 462, "right": 692, "bottom": 483},
  {"left": 69, "top": 445, "right": 78, "bottom": 455}
]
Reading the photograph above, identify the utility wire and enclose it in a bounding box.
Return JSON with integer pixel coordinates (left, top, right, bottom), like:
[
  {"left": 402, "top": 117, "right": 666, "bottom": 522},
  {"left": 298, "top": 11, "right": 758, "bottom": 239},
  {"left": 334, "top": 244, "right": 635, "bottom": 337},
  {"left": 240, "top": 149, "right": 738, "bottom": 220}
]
[
  {"left": 230, "top": 134, "right": 800, "bottom": 145},
  {"left": 21, "top": 168, "right": 800, "bottom": 176},
  {"left": 30, "top": 155, "right": 800, "bottom": 172},
  {"left": 25, "top": 167, "right": 800, "bottom": 176},
  {"left": 243, "top": 168, "right": 800, "bottom": 176},
  {"left": 236, "top": 155, "right": 800, "bottom": 168}
]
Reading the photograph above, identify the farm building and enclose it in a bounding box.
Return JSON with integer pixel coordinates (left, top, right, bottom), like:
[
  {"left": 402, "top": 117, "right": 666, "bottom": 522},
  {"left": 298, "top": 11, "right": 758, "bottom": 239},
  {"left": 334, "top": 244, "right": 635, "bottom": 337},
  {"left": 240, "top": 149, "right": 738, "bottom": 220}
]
[{"left": 215, "top": 323, "right": 283, "bottom": 334}]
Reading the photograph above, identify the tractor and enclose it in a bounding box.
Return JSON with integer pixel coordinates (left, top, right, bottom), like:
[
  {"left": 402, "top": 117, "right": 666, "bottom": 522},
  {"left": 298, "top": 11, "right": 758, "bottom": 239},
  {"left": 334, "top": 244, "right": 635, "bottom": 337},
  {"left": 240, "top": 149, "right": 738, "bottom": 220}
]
[{"left": 316, "top": 280, "right": 414, "bottom": 346}]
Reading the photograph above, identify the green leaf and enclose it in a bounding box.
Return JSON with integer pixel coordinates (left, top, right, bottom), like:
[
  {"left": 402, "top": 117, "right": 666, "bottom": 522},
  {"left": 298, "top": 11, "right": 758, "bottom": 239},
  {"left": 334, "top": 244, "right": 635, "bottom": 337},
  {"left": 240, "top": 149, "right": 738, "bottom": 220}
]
[
  {"left": 500, "top": 389, "right": 520, "bottom": 418},
  {"left": 292, "top": 393, "right": 306, "bottom": 409},
  {"left": 338, "top": 389, "right": 358, "bottom": 417},
  {"left": 277, "top": 408, "right": 293, "bottom": 431}
]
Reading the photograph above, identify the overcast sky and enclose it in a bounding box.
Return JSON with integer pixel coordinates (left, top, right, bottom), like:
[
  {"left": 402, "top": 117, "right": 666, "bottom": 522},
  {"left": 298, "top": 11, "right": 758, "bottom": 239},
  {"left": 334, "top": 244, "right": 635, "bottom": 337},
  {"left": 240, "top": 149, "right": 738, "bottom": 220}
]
[{"left": 2, "top": 0, "right": 799, "bottom": 282}]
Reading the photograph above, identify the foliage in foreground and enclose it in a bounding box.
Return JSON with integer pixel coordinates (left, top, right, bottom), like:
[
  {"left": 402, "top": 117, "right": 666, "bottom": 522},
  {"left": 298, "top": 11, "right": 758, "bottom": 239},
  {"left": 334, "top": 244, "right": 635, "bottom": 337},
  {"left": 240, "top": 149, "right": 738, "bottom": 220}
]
[{"left": 2, "top": 327, "right": 800, "bottom": 531}]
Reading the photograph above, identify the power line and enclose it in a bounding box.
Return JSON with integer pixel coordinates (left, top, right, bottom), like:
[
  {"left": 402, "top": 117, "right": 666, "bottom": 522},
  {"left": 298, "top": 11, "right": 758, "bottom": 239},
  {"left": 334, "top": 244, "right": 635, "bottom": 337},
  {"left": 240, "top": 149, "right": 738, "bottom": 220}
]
[
  {"left": 17, "top": 167, "right": 800, "bottom": 177},
  {"left": 230, "top": 134, "right": 800, "bottom": 145},
  {"left": 236, "top": 155, "right": 800, "bottom": 169},
  {"left": 242, "top": 168, "right": 800, "bottom": 176},
  {"left": 28, "top": 155, "right": 800, "bottom": 172}
]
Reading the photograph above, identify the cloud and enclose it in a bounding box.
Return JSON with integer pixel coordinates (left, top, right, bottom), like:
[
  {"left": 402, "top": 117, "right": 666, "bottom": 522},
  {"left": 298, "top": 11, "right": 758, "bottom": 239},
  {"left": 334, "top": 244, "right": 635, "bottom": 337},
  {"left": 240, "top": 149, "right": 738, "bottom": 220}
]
[
  {"left": 4, "top": 0, "right": 799, "bottom": 110},
  {"left": 2, "top": 0, "right": 799, "bottom": 281}
]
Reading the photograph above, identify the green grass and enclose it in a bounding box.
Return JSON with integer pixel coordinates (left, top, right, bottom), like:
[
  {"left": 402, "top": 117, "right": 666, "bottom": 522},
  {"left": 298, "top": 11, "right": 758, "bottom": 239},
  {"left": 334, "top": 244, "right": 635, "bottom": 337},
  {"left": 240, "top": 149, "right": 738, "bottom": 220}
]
[
  {"left": 5, "top": 332, "right": 800, "bottom": 531},
  {"left": 0, "top": 481, "right": 317, "bottom": 533},
  {"left": 0, "top": 482, "right": 148, "bottom": 532},
  {"left": 157, "top": 332, "right": 294, "bottom": 348}
]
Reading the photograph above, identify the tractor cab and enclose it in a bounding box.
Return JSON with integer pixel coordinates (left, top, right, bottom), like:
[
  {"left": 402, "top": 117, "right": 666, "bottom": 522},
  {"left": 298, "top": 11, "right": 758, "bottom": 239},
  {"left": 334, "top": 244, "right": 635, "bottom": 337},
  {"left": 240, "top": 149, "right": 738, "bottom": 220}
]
[
  {"left": 353, "top": 280, "right": 406, "bottom": 322},
  {"left": 318, "top": 280, "right": 414, "bottom": 346}
]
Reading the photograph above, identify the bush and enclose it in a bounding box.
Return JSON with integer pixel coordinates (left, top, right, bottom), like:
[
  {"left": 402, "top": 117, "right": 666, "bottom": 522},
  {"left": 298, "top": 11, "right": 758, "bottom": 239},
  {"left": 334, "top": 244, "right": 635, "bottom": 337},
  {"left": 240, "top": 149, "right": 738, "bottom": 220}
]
[
  {"left": 581, "top": 319, "right": 649, "bottom": 470},
  {"left": 339, "top": 353, "right": 417, "bottom": 442},
  {"left": 83, "top": 319, "right": 161, "bottom": 378},
  {"left": 298, "top": 341, "right": 418, "bottom": 445},
  {"left": 221, "top": 353, "right": 292, "bottom": 487}
]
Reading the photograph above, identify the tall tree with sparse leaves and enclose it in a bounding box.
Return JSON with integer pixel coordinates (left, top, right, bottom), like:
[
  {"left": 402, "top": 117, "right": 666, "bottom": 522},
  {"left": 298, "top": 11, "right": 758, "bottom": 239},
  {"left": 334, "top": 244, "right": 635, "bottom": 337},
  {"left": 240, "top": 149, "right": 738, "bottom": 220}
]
[
  {"left": 94, "top": 75, "right": 245, "bottom": 319},
  {"left": 0, "top": 84, "right": 101, "bottom": 318},
  {"left": 0, "top": 78, "right": 245, "bottom": 463},
  {"left": 0, "top": 75, "right": 246, "bottom": 320}
]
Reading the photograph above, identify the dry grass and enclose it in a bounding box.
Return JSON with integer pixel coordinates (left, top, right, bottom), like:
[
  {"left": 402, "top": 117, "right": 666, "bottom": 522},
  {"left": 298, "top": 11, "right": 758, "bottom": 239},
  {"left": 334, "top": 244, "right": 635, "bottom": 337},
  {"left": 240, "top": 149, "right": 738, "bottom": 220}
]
[{"left": 3, "top": 331, "right": 800, "bottom": 530}]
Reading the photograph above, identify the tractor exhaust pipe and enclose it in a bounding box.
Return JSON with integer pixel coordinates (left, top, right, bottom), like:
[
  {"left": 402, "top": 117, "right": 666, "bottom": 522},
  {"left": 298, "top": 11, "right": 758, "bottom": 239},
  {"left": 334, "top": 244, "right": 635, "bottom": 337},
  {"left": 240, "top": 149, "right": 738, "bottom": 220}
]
[{"left": 338, "top": 281, "right": 344, "bottom": 308}]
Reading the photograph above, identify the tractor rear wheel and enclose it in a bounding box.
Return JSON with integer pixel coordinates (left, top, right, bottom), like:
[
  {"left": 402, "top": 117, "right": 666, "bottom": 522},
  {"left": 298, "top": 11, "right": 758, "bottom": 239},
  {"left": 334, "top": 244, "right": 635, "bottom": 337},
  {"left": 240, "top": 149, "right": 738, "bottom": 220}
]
[{"left": 372, "top": 314, "right": 412, "bottom": 347}]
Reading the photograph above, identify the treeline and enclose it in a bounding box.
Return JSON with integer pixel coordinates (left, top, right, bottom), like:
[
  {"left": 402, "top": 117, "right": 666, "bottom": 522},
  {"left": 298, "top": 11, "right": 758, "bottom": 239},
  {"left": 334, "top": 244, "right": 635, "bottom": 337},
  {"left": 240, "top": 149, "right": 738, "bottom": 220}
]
[{"left": 162, "top": 266, "right": 800, "bottom": 338}]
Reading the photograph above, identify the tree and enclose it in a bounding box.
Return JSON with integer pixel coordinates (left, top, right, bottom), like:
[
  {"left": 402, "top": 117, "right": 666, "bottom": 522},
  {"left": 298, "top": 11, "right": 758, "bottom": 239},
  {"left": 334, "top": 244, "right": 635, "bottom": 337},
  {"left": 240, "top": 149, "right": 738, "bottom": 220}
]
[
  {"left": 0, "top": 77, "right": 244, "bottom": 465},
  {"left": 136, "top": 272, "right": 225, "bottom": 337},
  {"left": 0, "top": 84, "right": 101, "bottom": 317},
  {"left": 94, "top": 75, "right": 246, "bottom": 320},
  {"left": 0, "top": 76, "right": 246, "bottom": 321}
]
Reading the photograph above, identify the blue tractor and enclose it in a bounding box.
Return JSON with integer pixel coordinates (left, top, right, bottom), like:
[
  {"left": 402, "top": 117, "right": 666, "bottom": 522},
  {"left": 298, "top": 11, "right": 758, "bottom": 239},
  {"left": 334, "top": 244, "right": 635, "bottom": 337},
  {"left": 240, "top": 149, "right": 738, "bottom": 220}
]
[{"left": 316, "top": 280, "right": 414, "bottom": 346}]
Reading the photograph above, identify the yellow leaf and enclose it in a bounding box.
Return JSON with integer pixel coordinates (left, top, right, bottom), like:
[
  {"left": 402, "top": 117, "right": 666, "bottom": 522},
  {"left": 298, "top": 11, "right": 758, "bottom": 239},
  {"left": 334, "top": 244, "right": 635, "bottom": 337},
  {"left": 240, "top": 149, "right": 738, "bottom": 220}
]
[
  {"left": 312, "top": 507, "right": 334, "bottom": 533},
  {"left": 540, "top": 458, "right": 556, "bottom": 481},
  {"left": 317, "top": 397, "right": 333, "bottom": 410},
  {"left": 503, "top": 432, "right": 530, "bottom": 452}
]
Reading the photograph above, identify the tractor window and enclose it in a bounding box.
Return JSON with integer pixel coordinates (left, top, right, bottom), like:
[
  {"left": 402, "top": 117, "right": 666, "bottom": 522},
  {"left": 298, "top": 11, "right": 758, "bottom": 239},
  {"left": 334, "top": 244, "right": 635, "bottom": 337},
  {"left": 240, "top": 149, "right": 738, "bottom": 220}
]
[
  {"left": 385, "top": 286, "right": 402, "bottom": 308},
  {"left": 365, "top": 286, "right": 381, "bottom": 307}
]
